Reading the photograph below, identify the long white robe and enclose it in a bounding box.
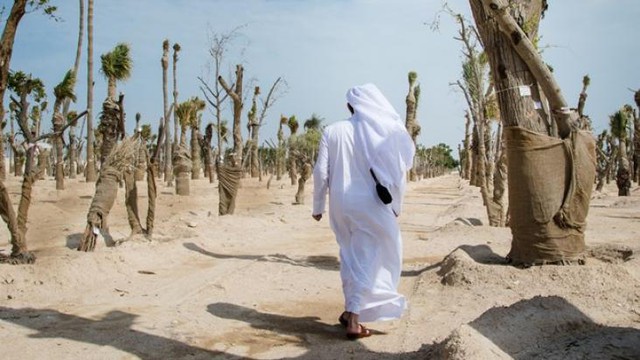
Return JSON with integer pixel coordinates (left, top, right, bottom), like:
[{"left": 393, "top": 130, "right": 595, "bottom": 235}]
[{"left": 313, "top": 119, "right": 406, "bottom": 322}]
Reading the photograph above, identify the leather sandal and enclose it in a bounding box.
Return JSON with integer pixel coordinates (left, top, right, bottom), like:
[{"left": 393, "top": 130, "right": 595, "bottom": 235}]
[
  {"left": 346, "top": 324, "right": 372, "bottom": 340},
  {"left": 338, "top": 311, "right": 349, "bottom": 327}
]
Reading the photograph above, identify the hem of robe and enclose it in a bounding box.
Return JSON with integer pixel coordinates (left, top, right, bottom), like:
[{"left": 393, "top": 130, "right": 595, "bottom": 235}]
[{"left": 356, "top": 295, "right": 406, "bottom": 323}]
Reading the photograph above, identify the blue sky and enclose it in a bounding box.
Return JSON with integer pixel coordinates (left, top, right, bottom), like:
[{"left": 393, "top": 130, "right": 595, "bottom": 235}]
[{"left": 5, "top": 0, "right": 640, "bottom": 154}]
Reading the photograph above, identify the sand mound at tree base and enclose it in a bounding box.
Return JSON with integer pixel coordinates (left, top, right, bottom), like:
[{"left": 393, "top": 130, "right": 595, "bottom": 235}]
[
  {"left": 427, "top": 245, "right": 640, "bottom": 359},
  {"left": 428, "top": 295, "right": 640, "bottom": 360}
]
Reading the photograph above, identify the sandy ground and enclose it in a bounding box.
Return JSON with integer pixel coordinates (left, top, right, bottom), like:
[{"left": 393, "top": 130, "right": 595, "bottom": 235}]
[{"left": 0, "top": 172, "right": 638, "bottom": 359}]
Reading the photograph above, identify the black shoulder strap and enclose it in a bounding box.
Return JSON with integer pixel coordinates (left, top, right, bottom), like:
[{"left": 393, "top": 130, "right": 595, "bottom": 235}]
[{"left": 369, "top": 168, "right": 380, "bottom": 184}]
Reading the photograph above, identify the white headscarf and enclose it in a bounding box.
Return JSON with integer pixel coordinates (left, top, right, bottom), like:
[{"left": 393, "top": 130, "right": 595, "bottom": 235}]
[{"left": 347, "top": 83, "right": 415, "bottom": 189}]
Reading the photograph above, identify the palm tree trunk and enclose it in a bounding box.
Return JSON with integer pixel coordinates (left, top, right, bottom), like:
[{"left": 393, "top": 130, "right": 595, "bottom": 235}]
[
  {"left": 0, "top": 1, "right": 29, "bottom": 181},
  {"left": 463, "top": 112, "right": 472, "bottom": 180},
  {"left": 64, "top": 0, "right": 84, "bottom": 180},
  {"left": 191, "top": 126, "right": 201, "bottom": 179},
  {"left": 0, "top": 178, "right": 34, "bottom": 264},
  {"left": 201, "top": 124, "right": 214, "bottom": 183},
  {"left": 616, "top": 138, "right": 631, "bottom": 196},
  {"left": 162, "top": 40, "right": 172, "bottom": 184},
  {"left": 633, "top": 90, "right": 640, "bottom": 183},
  {"left": 173, "top": 145, "right": 191, "bottom": 196},
  {"left": 218, "top": 65, "right": 244, "bottom": 167},
  {"left": 405, "top": 75, "right": 419, "bottom": 182},
  {"left": 172, "top": 44, "right": 180, "bottom": 149},
  {"left": 53, "top": 112, "right": 65, "bottom": 189},
  {"left": 470, "top": 0, "right": 595, "bottom": 265},
  {"left": 85, "top": 0, "right": 97, "bottom": 181},
  {"left": 124, "top": 170, "right": 143, "bottom": 235}
]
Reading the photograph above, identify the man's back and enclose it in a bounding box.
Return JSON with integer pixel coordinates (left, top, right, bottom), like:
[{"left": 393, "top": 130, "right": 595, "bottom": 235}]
[{"left": 322, "top": 119, "right": 371, "bottom": 195}]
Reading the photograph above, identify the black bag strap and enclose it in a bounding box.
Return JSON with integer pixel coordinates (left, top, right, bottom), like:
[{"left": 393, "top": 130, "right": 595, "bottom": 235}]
[{"left": 369, "top": 168, "right": 380, "bottom": 184}]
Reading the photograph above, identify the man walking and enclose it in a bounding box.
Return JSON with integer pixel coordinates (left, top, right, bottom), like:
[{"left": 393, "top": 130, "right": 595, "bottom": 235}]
[{"left": 312, "top": 83, "right": 415, "bottom": 339}]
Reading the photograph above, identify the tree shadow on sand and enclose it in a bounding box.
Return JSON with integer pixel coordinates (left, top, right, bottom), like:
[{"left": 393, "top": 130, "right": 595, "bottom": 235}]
[
  {"left": 402, "top": 243, "right": 506, "bottom": 278},
  {"left": 65, "top": 231, "right": 115, "bottom": 249},
  {"left": 0, "top": 306, "right": 237, "bottom": 359},
  {"left": 183, "top": 242, "right": 340, "bottom": 271},
  {"left": 457, "top": 244, "right": 508, "bottom": 265}
]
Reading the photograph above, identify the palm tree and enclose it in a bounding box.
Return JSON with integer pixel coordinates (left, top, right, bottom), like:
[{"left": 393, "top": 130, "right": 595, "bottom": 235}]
[
  {"left": 405, "top": 71, "right": 421, "bottom": 181},
  {"left": 247, "top": 86, "right": 260, "bottom": 177},
  {"left": 610, "top": 108, "right": 631, "bottom": 196},
  {"left": 100, "top": 43, "right": 131, "bottom": 101},
  {"left": 176, "top": 97, "right": 205, "bottom": 147},
  {"left": 3, "top": 66, "right": 81, "bottom": 265},
  {"left": 98, "top": 43, "right": 131, "bottom": 164},
  {"left": 172, "top": 43, "right": 181, "bottom": 147},
  {"left": 85, "top": 0, "right": 97, "bottom": 181},
  {"left": 0, "top": 0, "right": 31, "bottom": 181},
  {"left": 174, "top": 97, "right": 204, "bottom": 195},
  {"left": 576, "top": 75, "right": 592, "bottom": 130},
  {"left": 276, "top": 115, "right": 287, "bottom": 180},
  {"left": 133, "top": 113, "right": 147, "bottom": 181},
  {"left": 189, "top": 97, "right": 206, "bottom": 180},
  {"left": 65, "top": 0, "right": 84, "bottom": 179},
  {"left": 201, "top": 123, "right": 215, "bottom": 182},
  {"left": 7, "top": 71, "right": 46, "bottom": 174},
  {"left": 52, "top": 70, "right": 77, "bottom": 190},
  {"left": 287, "top": 115, "right": 299, "bottom": 185},
  {"left": 633, "top": 90, "right": 640, "bottom": 183},
  {"left": 161, "top": 39, "right": 171, "bottom": 182},
  {"left": 303, "top": 113, "right": 324, "bottom": 132}
]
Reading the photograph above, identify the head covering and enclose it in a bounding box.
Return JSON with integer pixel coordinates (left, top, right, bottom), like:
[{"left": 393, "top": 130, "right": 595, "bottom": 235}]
[{"left": 347, "top": 83, "right": 415, "bottom": 188}]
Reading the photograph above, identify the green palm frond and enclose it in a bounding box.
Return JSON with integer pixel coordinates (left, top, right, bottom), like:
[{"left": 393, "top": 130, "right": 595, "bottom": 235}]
[
  {"left": 303, "top": 114, "right": 323, "bottom": 132},
  {"left": 288, "top": 116, "right": 299, "bottom": 134},
  {"left": 54, "top": 70, "right": 77, "bottom": 103},
  {"left": 67, "top": 110, "right": 78, "bottom": 122},
  {"left": 8, "top": 71, "right": 46, "bottom": 102},
  {"left": 609, "top": 109, "right": 629, "bottom": 140},
  {"left": 408, "top": 71, "right": 418, "bottom": 86},
  {"left": 176, "top": 100, "right": 193, "bottom": 128},
  {"left": 177, "top": 97, "right": 206, "bottom": 128},
  {"left": 100, "top": 43, "right": 132, "bottom": 81},
  {"left": 217, "top": 120, "right": 229, "bottom": 144}
]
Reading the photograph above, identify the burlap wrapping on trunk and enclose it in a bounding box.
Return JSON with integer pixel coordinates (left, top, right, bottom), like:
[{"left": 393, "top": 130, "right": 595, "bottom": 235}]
[
  {"left": 218, "top": 164, "right": 242, "bottom": 215},
  {"left": 505, "top": 127, "right": 596, "bottom": 265},
  {"left": 87, "top": 167, "right": 121, "bottom": 228},
  {"left": 173, "top": 145, "right": 192, "bottom": 196}
]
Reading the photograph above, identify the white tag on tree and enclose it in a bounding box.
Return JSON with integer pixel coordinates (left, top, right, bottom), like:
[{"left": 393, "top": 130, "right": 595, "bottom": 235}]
[{"left": 518, "top": 85, "right": 531, "bottom": 97}]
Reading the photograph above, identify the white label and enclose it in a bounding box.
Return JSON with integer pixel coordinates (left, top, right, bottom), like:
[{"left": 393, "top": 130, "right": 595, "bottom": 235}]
[{"left": 519, "top": 85, "right": 531, "bottom": 97}]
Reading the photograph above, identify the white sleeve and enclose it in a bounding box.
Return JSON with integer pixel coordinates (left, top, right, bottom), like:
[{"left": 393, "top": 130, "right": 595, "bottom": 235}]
[{"left": 312, "top": 132, "right": 330, "bottom": 215}]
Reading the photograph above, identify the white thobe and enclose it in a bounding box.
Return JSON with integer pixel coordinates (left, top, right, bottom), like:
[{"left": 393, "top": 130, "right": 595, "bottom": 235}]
[{"left": 313, "top": 119, "right": 406, "bottom": 322}]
